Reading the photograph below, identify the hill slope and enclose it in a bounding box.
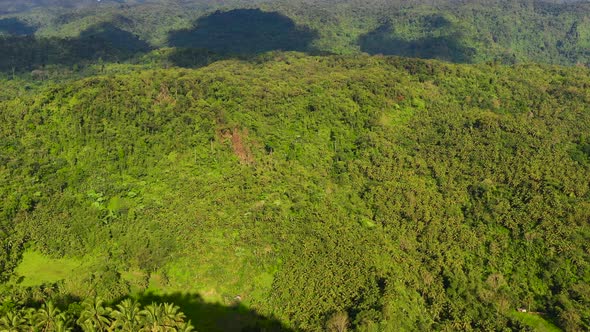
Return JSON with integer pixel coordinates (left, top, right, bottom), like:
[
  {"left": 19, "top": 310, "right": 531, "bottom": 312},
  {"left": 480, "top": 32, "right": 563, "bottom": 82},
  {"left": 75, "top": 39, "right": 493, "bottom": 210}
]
[
  {"left": 1, "top": 54, "right": 589, "bottom": 331},
  {"left": 0, "top": 0, "right": 589, "bottom": 69}
]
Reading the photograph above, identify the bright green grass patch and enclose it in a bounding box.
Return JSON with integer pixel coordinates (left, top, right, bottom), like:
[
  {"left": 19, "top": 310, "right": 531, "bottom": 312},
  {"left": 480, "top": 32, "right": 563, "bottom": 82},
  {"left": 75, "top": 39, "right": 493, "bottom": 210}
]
[
  {"left": 511, "top": 312, "right": 562, "bottom": 332},
  {"left": 14, "top": 251, "right": 85, "bottom": 287}
]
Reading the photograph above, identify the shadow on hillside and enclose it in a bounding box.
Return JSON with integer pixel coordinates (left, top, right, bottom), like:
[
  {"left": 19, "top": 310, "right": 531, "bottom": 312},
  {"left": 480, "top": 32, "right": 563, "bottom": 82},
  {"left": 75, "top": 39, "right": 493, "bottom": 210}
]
[
  {"left": 0, "top": 21, "right": 151, "bottom": 72},
  {"left": 0, "top": 17, "right": 36, "bottom": 35},
  {"left": 137, "top": 292, "right": 293, "bottom": 332},
  {"left": 165, "top": 47, "right": 227, "bottom": 69},
  {"left": 166, "top": 9, "right": 318, "bottom": 67},
  {"left": 358, "top": 20, "right": 476, "bottom": 63},
  {"left": 78, "top": 21, "right": 150, "bottom": 55}
]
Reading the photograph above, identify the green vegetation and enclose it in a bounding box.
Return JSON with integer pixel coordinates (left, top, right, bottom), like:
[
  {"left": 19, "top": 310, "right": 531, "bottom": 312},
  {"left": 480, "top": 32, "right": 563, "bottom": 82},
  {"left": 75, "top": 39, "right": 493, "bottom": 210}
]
[
  {"left": 0, "top": 296, "right": 194, "bottom": 331},
  {"left": 512, "top": 312, "right": 562, "bottom": 332},
  {"left": 0, "top": 52, "right": 589, "bottom": 330},
  {"left": 1, "top": 0, "right": 590, "bottom": 74},
  {"left": 14, "top": 251, "right": 85, "bottom": 287},
  {"left": 1, "top": 0, "right": 590, "bottom": 331}
]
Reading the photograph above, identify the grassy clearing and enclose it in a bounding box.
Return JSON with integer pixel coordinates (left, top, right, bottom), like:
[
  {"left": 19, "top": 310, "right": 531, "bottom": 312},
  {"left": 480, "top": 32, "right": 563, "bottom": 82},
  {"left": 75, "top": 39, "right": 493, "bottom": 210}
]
[
  {"left": 511, "top": 312, "right": 562, "bottom": 332},
  {"left": 14, "top": 250, "right": 86, "bottom": 287}
]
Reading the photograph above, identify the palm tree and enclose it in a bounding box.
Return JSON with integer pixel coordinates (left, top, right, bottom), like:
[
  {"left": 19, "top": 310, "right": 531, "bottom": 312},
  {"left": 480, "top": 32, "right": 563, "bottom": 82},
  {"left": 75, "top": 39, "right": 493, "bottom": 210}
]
[
  {"left": 139, "top": 303, "right": 163, "bottom": 331},
  {"left": 77, "top": 297, "right": 112, "bottom": 332},
  {"left": 175, "top": 321, "right": 195, "bottom": 332},
  {"left": 23, "top": 307, "right": 37, "bottom": 331},
  {"left": 79, "top": 319, "right": 99, "bottom": 332},
  {"left": 161, "top": 303, "right": 186, "bottom": 327},
  {"left": 0, "top": 310, "right": 29, "bottom": 332},
  {"left": 34, "top": 301, "right": 65, "bottom": 332},
  {"left": 110, "top": 299, "right": 141, "bottom": 331},
  {"left": 54, "top": 319, "right": 73, "bottom": 332},
  {"left": 139, "top": 302, "right": 194, "bottom": 332}
]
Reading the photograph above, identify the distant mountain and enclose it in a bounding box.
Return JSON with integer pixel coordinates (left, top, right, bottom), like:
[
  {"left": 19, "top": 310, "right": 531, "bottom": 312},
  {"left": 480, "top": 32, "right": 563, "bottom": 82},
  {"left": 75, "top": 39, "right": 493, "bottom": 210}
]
[
  {"left": 0, "top": 0, "right": 134, "bottom": 14},
  {"left": 1, "top": 0, "right": 588, "bottom": 66}
]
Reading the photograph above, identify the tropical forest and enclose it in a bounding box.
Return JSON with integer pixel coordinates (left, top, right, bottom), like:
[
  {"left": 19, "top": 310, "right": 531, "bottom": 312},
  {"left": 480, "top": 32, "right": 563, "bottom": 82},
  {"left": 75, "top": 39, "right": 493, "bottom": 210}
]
[{"left": 0, "top": 0, "right": 589, "bottom": 331}]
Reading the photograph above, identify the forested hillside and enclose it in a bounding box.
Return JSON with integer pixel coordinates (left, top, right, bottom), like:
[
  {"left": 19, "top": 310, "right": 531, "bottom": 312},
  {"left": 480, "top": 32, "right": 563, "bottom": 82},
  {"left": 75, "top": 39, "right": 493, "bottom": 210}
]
[
  {"left": 1, "top": 0, "right": 590, "bottom": 331},
  {"left": 0, "top": 0, "right": 589, "bottom": 70},
  {"left": 1, "top": 53, "right": 589, "bottom": 331}
]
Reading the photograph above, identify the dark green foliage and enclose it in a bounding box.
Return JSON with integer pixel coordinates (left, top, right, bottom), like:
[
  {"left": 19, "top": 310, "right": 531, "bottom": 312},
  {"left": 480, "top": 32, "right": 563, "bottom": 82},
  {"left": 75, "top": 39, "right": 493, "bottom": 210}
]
[
  {"left": 0, "top": 18, "right": 36, "bottom": 35},
  {"left": 358, "top": 19, "right": 476, "bottom": 63},
  {"left": 139, "top": 292, "right": 293, "bottom": 332},
  {"left": 168, "top": 9, "right": 318, "bottom": 55},
  {"left": 0, "top": 22, "right": 150, "bottom": 73}
]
